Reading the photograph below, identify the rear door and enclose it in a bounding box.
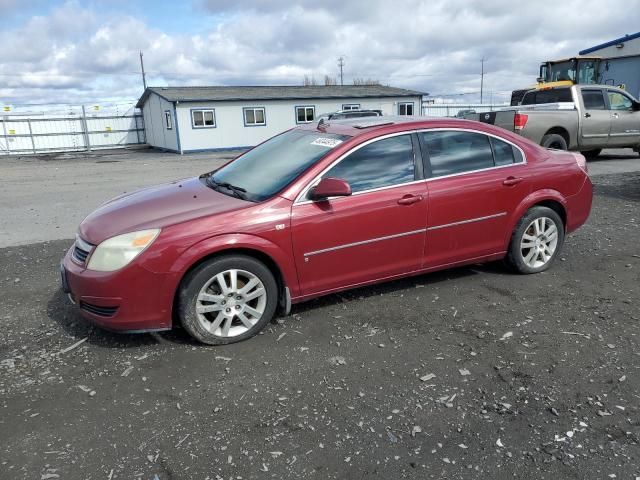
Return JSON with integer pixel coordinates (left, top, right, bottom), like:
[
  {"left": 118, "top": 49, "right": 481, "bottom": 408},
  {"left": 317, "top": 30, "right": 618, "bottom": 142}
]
[
  {"left": 606, "top": 90, "right": 640, "bottom": 147},
  {"left": 579, "top": 88, "right": 611, "bottom": 148},
  {"left": 419, "top": 129, "right": 530, "bottom": 267}
]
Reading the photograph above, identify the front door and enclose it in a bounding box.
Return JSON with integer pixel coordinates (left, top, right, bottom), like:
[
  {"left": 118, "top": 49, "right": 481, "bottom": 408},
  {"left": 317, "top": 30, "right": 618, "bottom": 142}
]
[
  {"left": 579, "top": 89, "right": 611, "bottom": 148},
  {"left": 606, "top": 90, "right": 640, "bottom": 147},
  {"left": 418, "top": 129, "right": 531, "bottom": 267},
  {"left": 291, "top": 134, "right": 427, "bottom": 296}
]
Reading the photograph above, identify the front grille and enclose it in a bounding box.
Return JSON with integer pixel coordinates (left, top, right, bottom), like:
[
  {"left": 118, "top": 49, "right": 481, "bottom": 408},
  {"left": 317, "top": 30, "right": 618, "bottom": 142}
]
[
  {"left": 71, "top": 236, "right": 93, "bottom": 265},
  {"left": 80, "top": 302, "right": 119, "bottom": 317}
]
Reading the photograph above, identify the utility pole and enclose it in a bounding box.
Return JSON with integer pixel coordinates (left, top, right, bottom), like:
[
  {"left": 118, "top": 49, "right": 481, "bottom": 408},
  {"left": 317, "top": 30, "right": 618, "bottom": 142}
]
[
  {"left": 337, "top": 56, "right": 345, "bottom": 86},
  {"left": 139, "top": 51, "right": 147, "bottom": 90},
  {"left": 480, "top": 57, "right": 485, "bottom": 104}
]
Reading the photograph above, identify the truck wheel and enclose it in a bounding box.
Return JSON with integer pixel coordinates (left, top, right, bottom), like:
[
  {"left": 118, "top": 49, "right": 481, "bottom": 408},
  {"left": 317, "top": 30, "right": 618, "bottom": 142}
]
[
  {"left": 541, "top": 134, "right": 568, "bottom": 150},
  {"left": 580, "top": 149, "right": 601, "bottom": 158}
]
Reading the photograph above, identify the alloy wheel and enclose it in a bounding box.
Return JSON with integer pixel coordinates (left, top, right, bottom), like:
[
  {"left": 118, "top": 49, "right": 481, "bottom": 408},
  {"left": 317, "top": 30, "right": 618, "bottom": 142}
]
[
  {"left": 519, "top": 217, "right": 559, "bottom": 269},
  {"left": 195, "top": 269, "right": 267, "bottom": 337}
]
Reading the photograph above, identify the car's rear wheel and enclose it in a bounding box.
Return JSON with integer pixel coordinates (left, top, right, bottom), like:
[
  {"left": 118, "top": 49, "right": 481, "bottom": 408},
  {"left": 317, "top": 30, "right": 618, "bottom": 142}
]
[
  {"left": 178, "top": 255, "right": 278, "bottom": 345},
  {"left": 580, "top": 149, "right": 601, "bottom": 158},
  {"left": 541, "top": 133, "right": 568, "bottom": 150},
  {"left": 506, "top": 206, "right": 564, "bottom": 274}
]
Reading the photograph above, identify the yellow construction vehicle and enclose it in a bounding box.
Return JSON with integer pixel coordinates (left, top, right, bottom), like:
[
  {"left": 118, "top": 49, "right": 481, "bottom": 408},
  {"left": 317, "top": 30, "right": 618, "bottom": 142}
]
[{"left": 511, "top": 56, "right": 602, "bottom": 105}]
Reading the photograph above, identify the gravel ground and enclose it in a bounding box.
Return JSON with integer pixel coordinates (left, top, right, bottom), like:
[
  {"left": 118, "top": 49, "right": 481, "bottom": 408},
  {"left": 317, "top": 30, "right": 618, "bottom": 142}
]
[{"left": 0, "top": 152, "right": 639, "bottom": 479}]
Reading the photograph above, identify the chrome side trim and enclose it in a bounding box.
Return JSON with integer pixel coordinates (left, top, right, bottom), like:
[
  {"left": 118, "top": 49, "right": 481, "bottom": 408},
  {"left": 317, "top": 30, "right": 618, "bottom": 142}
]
[
  {"left": 304, "top": 228, "right": 426, "bottom": 257},
  {"left": 428, "top": 212, "right": 507, "bottom": 231}
]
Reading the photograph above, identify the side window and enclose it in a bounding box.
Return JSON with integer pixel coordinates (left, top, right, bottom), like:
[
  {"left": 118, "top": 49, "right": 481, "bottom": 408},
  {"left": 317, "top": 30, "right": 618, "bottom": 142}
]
[
  {"left": 320, "top": 135, "right": 415, "bottom": 193},
  {"left": 582, "top": 90, "right": 606, "bottom": 110},
  {"left": 607, "top": 91, "right": 633, "bottom": 110},
  {"left": 421, "top": 131, "right": 494, "bottom": 177}
]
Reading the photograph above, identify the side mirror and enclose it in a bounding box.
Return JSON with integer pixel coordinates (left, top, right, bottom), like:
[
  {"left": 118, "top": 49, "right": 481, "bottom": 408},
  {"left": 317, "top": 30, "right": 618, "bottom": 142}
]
[{"left": 309, "top": 177, "right": 352, "bottom": 200}]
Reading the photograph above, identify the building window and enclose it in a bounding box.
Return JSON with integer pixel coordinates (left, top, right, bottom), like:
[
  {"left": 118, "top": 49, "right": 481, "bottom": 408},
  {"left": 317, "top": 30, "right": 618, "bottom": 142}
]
[
  {"left": 164, "top": 110, "right": 172, "bottom": 130},
  {"left": 243, "top": 107, "right": 266, "bottom": 126},
  {"left": 342, "top": 104, "right": 360, "bottom": 111},
  {"left": 191, "top": 109, "right": 216, "bottom": 128},
  {"left": 398, "top": 102, "right": 414, "bottom": 115},
  {"left": 296, "top": 106, "right": 315, "bottom": 123}
]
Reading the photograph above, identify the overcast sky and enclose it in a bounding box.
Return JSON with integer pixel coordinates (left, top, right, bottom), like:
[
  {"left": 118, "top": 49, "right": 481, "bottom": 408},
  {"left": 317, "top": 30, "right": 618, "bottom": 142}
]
[{"left": 1, "top": 0, "right": 639, "bottom": 109}]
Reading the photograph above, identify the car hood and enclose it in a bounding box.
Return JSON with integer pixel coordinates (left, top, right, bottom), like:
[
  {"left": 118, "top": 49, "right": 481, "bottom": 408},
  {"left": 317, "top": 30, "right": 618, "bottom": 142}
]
[{"left": 79, "top": 176, "right": 250, "bottom": 244}]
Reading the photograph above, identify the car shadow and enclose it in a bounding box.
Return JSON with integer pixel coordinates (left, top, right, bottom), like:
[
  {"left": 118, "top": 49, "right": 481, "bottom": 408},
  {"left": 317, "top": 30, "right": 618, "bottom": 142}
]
[
  {"left": 46, "top": 261, "right": 511, "bottom": 347},
  {"left": 587, "top": 151, "right": 637, "bottom": 163}
]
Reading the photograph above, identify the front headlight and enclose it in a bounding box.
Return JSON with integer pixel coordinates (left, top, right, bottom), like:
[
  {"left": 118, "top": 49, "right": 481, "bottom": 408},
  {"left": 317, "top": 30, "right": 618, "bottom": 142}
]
[{"left": 87, "top": 229, "right": 160, "bottom": 272}]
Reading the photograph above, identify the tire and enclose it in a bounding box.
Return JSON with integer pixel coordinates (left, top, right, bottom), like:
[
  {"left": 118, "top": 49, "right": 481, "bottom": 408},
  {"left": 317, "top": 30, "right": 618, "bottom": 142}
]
[
  {"left": 541, "top": 133, "right": 568, "bottom": 150},
  {"left": 505, "top": 206, "right": 565, "bottom": 274},
  {"left": 580, "top": 149, "right": 601, "bottom": 159},
  {"left": 178, "top": 255, "right": 278, "bottom": 345}
]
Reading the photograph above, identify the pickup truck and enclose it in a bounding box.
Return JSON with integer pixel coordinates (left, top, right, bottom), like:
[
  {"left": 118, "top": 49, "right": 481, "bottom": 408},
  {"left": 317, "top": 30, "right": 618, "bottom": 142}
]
[{"left": 465, "top": 85, "right": 640, "bottom": 157}]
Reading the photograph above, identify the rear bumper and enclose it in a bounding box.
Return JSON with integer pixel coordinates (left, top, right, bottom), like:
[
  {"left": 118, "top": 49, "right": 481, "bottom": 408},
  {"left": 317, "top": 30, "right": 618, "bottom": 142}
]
[
  {"left": 565, "top": 174, "right": 593, "bottom": 234},
  {"left": 60, "top": 246, "right": 177, "bottom": 332}
]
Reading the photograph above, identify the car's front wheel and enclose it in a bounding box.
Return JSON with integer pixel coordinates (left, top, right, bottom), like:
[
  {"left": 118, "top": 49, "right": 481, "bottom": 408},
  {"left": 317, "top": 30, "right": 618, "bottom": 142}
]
[
  {"left": 178, "top": 255, "right": 278, "bottom": 345},
  {"left": 506, "top": 206, "right": 565, "bottom": 274}
]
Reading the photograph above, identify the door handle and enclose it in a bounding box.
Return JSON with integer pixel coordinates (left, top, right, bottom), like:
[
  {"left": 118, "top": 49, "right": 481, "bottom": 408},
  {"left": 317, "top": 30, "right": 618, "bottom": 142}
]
[
  {"left": 397, "top": 194, "right": 423, "bottom": 205},
  {"left": 612, "top": 113, "right": 619, "bottom": 118},
  {"left": 503, "top": 176, "right": 523, "bottom": 186},
  {"left": 584, "top": 113, "right": 591, "bottom": 118}
]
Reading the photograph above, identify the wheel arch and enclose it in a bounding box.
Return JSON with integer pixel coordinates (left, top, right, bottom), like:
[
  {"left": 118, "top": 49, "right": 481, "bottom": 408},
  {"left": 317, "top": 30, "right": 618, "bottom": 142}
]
[
  {"left": 543, "top": 127, "right": 571, "bottom": 148},
  {"left": 169, "top": 234, "right": 298, "bottom": 323},
  {"left": 505, "top": 190, "right": 568, "bottom": 248}
]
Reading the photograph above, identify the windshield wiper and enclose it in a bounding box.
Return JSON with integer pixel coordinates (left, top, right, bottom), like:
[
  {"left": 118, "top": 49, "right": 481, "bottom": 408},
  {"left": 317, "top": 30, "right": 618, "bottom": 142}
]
[{"left": 206, "top": 176, "right": 248, "bottom": 200}]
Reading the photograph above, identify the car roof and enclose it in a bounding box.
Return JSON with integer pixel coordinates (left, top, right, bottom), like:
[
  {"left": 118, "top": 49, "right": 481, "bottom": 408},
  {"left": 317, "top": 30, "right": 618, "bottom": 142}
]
[{"left": 297, "top": 115, "right": 486, "bottom": 137}]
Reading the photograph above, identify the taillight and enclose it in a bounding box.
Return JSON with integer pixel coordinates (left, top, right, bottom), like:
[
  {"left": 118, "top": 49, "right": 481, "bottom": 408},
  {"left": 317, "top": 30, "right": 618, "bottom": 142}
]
[
  {"left": 574, "top": 153, "right": 588, "bottom": 173},
  {"left": 514, "top": 113, "right": 528, "bottom": 131}
]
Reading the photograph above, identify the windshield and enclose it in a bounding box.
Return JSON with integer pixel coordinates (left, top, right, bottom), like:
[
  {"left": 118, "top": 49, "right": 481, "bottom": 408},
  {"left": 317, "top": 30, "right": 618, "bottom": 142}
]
[
  {"left": 547, "top": 60, "right": 576, "bottom": 82},
  {"left": 209, "top": 129, "right": 351, "bottom": 202}
]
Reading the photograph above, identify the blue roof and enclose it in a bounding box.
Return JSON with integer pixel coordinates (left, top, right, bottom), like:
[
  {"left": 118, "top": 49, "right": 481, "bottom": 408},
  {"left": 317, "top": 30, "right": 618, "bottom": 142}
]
[{"left": 579, "top": 31, "right": 640, "bottom": 55}]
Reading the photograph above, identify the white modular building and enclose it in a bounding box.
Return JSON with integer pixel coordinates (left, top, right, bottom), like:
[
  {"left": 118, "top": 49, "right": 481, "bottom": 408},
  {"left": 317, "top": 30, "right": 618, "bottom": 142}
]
[{"left": 135, "top": 85, "right": 426, "bottom": 153}]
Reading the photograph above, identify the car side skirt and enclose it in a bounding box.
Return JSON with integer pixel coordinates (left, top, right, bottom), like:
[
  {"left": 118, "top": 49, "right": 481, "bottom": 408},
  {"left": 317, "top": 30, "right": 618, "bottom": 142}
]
[{"left": 290, "top": 251, "right": 505, "bottom": 304}]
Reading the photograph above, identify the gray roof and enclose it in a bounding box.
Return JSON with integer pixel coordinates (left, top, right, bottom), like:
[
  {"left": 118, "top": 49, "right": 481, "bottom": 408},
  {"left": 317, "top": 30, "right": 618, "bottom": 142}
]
[{"left": 136, "top": 85, "right": 427, "bottom": 108}]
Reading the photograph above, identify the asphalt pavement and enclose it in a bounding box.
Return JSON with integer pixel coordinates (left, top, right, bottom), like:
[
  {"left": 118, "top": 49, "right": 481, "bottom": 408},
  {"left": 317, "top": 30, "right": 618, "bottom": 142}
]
[{"left": 0, "top": 148, "right": 639, "bottom": 479}]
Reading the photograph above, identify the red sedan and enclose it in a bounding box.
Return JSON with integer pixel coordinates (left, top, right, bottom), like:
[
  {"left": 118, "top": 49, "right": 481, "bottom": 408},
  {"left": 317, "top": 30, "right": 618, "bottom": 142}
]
[{"left": 60, "top": 117, "right": 592, "bottom": 344}]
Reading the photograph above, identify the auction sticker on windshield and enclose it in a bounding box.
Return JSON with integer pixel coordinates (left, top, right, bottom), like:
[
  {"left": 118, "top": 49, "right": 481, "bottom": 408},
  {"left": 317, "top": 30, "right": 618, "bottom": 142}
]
[{"left": 310, "top": 137, "right": 343, "bottom": 148}]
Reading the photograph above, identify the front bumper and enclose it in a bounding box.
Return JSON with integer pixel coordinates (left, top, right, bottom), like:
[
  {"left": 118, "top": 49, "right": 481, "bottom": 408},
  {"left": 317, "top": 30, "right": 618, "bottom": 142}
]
[{"left": 60, "top": 246, "right": 177, "bottom": 332}]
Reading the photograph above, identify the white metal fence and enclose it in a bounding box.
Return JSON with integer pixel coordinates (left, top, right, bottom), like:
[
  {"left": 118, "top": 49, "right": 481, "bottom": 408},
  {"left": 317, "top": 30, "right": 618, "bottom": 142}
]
[
  {"left": 422, "top": 103, "right": 510, "bottom": 118},
  {"left": 0, "top": 107, "right": 145, "bottom": 155}
]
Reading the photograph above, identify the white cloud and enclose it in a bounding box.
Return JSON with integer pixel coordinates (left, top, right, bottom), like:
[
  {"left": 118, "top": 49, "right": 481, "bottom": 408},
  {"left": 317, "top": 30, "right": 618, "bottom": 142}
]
[{"left": 1, "top": 0, "right": 639, "bottom": 107}]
